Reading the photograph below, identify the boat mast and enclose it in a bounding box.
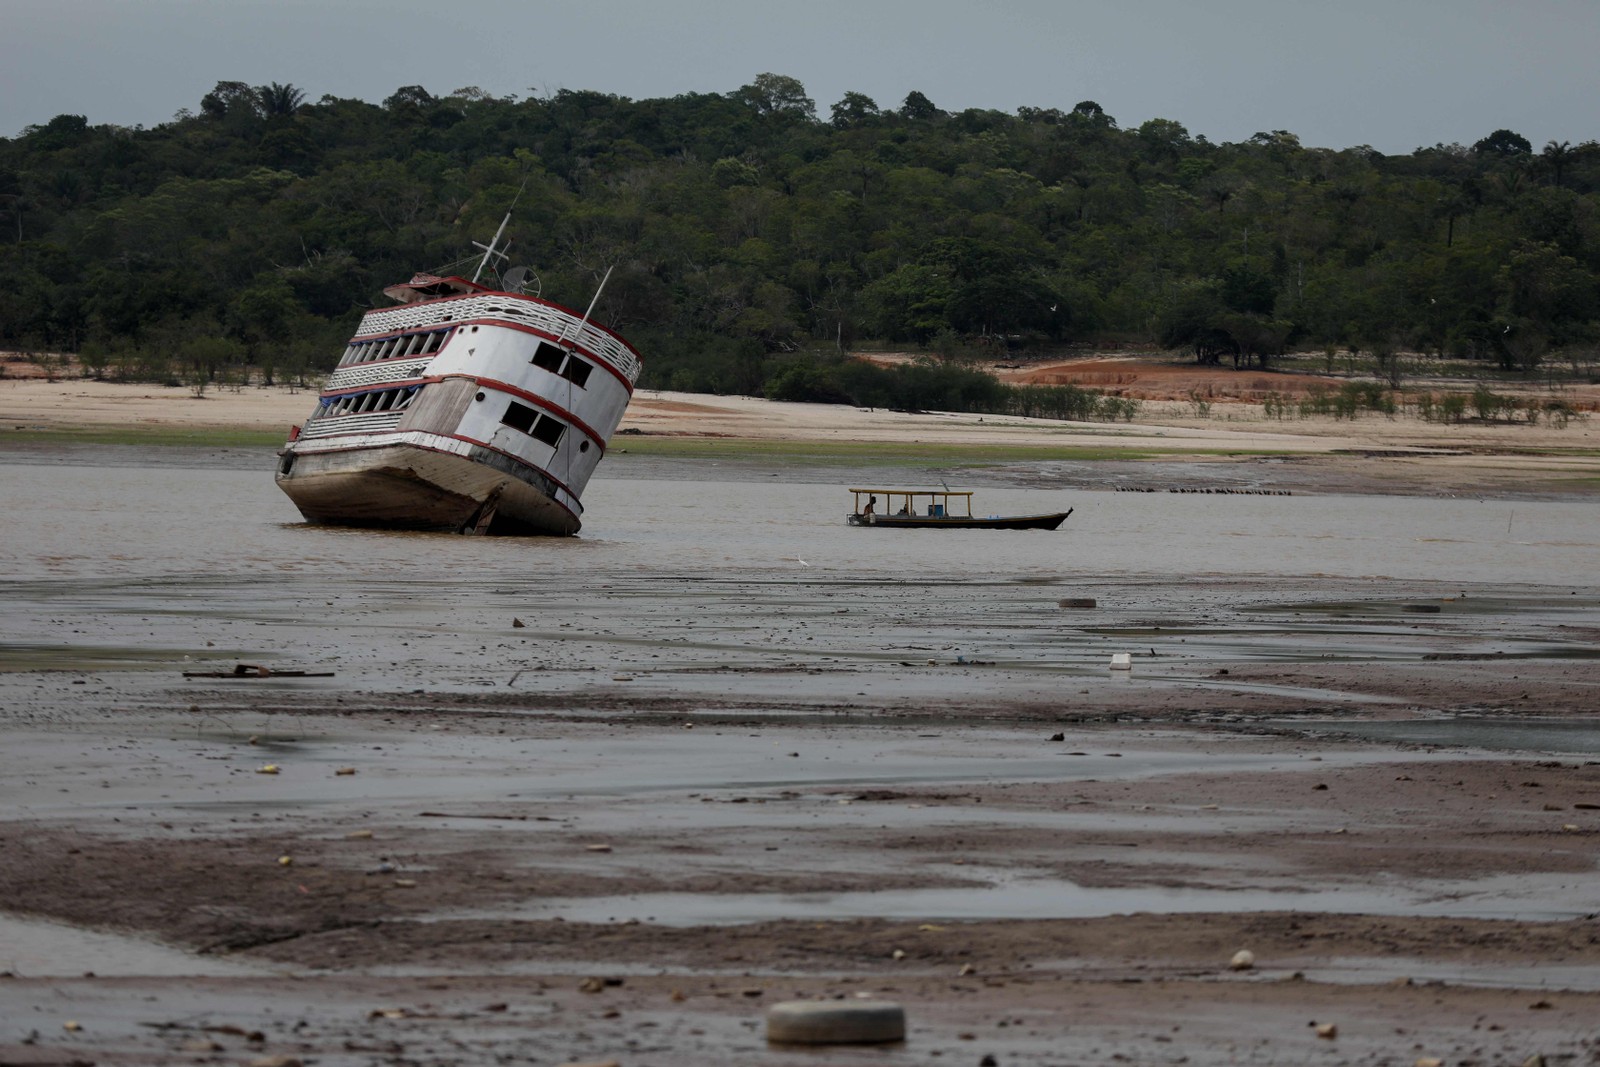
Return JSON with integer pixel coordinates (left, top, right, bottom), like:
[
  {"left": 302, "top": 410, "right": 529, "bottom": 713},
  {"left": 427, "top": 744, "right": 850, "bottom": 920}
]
[
  {"left": 471, "top": 210, "right": 512, "bottom": 283},
  {"left": 470, "top": 183, "right": 527, "bottom": 284}
]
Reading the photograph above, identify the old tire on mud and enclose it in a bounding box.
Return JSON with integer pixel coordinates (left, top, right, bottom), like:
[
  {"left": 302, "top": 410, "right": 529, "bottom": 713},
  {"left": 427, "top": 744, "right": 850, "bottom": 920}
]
[{"left": 766, "top": 1000, "right": 906, "bottom": 1045}]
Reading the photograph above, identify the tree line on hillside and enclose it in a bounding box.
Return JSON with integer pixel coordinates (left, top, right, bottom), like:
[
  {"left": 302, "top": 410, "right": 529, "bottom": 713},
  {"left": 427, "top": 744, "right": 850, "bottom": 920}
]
[{"left": 2, "top": 74, "right": 1598, "bottom": 409}]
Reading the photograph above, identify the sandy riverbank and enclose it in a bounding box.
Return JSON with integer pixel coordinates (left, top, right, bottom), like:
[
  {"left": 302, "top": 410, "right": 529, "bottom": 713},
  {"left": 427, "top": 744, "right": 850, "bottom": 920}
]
[{"left": 4, "top": 375, "right": 1599, "bottom": 497}]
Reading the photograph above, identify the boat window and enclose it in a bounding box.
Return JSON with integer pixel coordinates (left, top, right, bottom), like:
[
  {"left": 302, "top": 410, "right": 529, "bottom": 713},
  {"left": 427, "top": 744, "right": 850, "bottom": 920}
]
[
  {"left": 501, "top": 400, "right": 538, "bottom": 434},
  {"left": 561, "top": 358, "right": 592, "bottom": 388},
  {"left": 530, "top": 340, "right": 592, "bottom": 389},
  {"left": 500, "top": 400, "right": 566, "bottom": 447},
  {"left": 532, "top": 341, "right": 564, "bottom": 374},
  {"left": 529, "top": 414, "right": 565, "bottom": 447}
]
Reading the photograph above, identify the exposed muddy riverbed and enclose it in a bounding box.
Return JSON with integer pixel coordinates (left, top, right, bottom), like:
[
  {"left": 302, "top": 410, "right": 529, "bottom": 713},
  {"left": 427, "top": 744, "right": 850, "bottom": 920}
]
[{"left": 3, "top": 446, "right": 1599, "bottom": 1066}]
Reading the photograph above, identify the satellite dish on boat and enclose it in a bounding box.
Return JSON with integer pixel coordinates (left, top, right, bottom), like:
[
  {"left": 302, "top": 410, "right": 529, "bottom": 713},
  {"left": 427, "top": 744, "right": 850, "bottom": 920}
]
[{"left": 501, "top": 265, "right": 538, "bottom": 296}]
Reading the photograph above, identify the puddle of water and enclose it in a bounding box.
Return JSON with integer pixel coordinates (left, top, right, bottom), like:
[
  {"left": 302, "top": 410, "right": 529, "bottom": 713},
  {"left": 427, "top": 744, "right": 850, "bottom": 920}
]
[
  {"left": 1288, "top": 718, "right": 1600, "bottom": 754},
  {"left": 2, "top": 725, "right": 1418, "bottom": 830},
  {"left": 449, "top": 868, "right": 1600, "bottom": 927},
  {"left": 1297, "top": 957, "right": 1600, "bottom": 992},
  {"left": 0, "top": 913, "right": 279, "bottom": 977},
  {"left": 1269, "top": 596, "right": 1596, "bottom": 618},
  {"left": 0, "top": 641, "right": 218, "bottom": 673}
]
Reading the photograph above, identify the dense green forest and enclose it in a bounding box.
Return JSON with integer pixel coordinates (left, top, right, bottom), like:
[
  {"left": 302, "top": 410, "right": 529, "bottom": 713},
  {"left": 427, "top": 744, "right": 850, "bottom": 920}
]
[{"left": 2, "top": 74, "right": 1597, "bottom": 405}]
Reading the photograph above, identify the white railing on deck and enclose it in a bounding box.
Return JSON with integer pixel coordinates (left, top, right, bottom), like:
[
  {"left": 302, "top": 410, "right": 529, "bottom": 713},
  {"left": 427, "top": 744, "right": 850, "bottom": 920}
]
[
  {"left": 299, "top": 410, "right": 405, "bottom": 440},
  {"left": 354, "top": 295, "right": 641, "bottom": 384},
  {"left": 325, "top": 357, "right": 432, "bottom": 391}
]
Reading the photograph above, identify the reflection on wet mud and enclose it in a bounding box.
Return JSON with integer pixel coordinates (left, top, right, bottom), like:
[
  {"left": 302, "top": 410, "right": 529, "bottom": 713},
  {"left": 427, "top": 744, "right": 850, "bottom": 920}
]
[{"left": 1289, "top": 717, "right": 1600, "bottom": 754}]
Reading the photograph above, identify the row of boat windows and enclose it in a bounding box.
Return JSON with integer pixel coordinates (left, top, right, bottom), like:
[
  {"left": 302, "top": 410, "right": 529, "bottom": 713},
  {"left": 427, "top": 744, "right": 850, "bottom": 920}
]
[
  {"left": 338, "top": 330, "right": 595, "bottom": 392},
  {"left": 307, "top": 387, "right": 581, "bottom": 453},
  {"left": 339, "top": 329, "right": 449, "bottom": 366},
  {"left": 316, "top": 385, "right": 419, "bottom": 417}
]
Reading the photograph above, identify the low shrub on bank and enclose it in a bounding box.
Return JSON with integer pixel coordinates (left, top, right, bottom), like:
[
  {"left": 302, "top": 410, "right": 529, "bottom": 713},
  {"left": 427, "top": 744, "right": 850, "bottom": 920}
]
[
  {"left": 1264, "top": 382, "right": 1584, "bottom": 428},
  {"left": 761, "top": 353, "right": 1138, "bottom": 423}
]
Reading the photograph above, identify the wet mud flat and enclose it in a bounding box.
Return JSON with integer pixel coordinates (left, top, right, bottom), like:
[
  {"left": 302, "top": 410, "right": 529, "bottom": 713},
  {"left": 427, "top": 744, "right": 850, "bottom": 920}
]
[
  {"left": 4, "top": 705, "right": 1600, "bottom": 1067},
  {"left": 3, "top": 451, "right": 1600, "bottom": 1064},
  {"left": 5, "top": 579, "right": 1600, "bottom": 1065}
]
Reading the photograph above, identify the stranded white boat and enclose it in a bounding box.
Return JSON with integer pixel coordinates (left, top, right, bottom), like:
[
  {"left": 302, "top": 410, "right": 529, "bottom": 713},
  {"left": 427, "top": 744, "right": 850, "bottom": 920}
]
[{"left": 275, "top": 217, "right": 642, "bottom": 536}]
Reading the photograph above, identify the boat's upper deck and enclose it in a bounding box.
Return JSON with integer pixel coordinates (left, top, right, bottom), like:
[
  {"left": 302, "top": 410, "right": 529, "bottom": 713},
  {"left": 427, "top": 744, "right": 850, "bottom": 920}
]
[{"left": 353, "top": 286, "right": 643, "bottom": 385}]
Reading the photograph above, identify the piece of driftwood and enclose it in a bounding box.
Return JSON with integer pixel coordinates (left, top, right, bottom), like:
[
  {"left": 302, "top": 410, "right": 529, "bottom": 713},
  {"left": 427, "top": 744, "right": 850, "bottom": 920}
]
[{"left": 181, "top": 663, "right": 335, "bottom": 678}]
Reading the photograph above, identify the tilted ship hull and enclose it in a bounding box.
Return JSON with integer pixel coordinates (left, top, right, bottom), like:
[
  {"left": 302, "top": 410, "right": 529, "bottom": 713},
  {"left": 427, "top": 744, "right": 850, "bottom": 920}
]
[{"left": 276, "top": 265, "right": 642, "bottom": 536}]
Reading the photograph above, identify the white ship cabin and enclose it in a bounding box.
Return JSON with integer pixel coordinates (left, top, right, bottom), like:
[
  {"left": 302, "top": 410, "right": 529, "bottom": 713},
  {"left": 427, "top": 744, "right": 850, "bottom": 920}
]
[{"left": 290, "top": 265, "right": 639, "bottom": 509}]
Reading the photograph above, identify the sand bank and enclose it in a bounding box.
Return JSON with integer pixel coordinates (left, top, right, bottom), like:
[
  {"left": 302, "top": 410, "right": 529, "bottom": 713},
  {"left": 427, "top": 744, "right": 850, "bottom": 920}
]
[{"left": 4, "top": 376, "right": 1598, "bottom": 497}]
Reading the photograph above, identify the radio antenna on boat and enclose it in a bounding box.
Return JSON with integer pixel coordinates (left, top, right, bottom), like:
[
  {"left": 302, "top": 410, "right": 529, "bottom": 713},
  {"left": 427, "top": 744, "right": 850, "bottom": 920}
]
[
  {"left": 555, "top": 265, "right": 615, "bottom": 349},
  {"left": 576, "top": 265, "right": 614, "bottom": 329}
]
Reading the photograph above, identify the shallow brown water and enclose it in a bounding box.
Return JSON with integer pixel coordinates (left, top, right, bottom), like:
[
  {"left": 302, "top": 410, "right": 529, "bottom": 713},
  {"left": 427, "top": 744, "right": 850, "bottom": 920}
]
[{"left": 3, "top": 446, "right": 1597, "bottom": 583}]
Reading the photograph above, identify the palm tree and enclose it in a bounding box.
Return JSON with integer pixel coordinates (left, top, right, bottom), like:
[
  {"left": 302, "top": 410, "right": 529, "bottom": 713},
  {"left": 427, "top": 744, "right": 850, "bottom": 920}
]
[
  {"left": 256, "top": 82, "right": 306, "bottom": 120},
  {"left": 1541, "top": 140, "right": 1573, "bottom": 188},
  {"left": 1437, "top": 186, "right": 1474, "bottom": 247}
]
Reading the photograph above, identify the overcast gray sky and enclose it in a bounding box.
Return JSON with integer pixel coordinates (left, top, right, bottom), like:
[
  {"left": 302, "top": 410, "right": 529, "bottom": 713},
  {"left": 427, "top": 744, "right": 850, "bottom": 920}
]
[{"left": 2, "top": 0, "right": 1595, "bottom": 154}]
